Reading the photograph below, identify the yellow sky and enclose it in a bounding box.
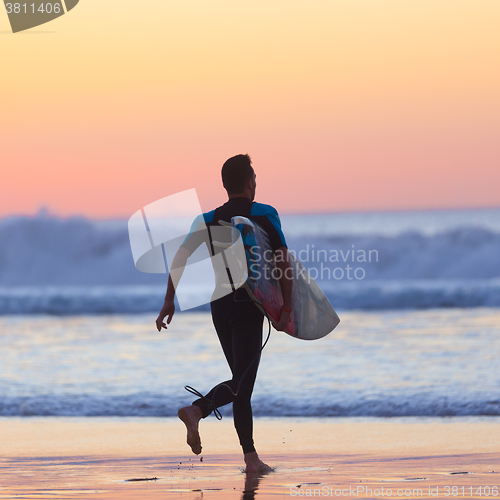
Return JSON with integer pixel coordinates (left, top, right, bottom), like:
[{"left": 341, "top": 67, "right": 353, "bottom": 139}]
[{"left": 1, "top": 0, "right": 499, "bottom": 217}]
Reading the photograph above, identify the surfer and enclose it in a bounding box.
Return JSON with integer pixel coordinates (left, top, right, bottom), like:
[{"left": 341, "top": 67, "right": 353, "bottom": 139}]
[{"left": 155, "top": 154, "right": 292, "bottom": 473}]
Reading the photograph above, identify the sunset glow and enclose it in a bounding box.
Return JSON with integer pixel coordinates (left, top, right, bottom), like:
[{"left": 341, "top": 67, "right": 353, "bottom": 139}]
[{"left": 1, "top": 0, "right": 499, "bottom": 217}]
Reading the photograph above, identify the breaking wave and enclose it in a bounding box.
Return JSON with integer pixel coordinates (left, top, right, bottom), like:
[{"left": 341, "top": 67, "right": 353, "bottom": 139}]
[{"left": 0, "top": 214, "right": 499, "bottom": 312}]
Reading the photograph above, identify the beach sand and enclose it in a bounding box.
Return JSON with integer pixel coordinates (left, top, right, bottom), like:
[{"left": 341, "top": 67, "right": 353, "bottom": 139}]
[{"left": 1, "top": 417, "right": 498, "bottom": 499}]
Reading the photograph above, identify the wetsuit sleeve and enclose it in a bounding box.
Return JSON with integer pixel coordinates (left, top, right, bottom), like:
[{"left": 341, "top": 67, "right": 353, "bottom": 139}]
[
  {"left": 265, "top": 207, "right": 287, "bottom": 251},
  {"left": 251, "top": 203, "right": 287, "bottom": 252},
  {"left": 180, "top": 215, "right": 209, "bottom": 255}
]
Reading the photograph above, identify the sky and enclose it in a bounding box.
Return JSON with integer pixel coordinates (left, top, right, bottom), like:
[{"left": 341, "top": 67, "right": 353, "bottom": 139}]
[{"left": 1, "top": 0, "right": 499, "bottom": 218}]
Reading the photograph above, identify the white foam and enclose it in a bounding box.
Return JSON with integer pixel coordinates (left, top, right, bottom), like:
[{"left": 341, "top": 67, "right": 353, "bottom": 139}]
[{"left": 1, "top": 214, "right": 499, "bottom": 311}]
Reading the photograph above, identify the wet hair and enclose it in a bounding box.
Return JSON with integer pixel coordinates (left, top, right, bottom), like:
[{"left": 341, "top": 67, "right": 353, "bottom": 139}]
[{"left": 221, "top": 154, "right": 254, "bottom": 194}]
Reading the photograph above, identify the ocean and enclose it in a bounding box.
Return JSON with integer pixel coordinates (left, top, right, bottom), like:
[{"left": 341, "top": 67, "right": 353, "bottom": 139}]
[{"left": 0, "top": 208, "right": 499, "bottom": 417}]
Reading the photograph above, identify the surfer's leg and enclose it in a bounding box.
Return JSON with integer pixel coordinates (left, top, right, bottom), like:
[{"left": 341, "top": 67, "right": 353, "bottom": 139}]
[
  {"left": 188, "top": 293, "right": 269, "bottom": 471},
  {"left": 227, "top": 299, "right": 264, "bottom": 455},
  {"left": 179, "top": 297, "right": 233, "bottom": 455},
  {"left": 190, "top": 295, "right": 237, "bottom": 416},
  {"left": 228, "top": 302, "right": 273, "bottom": 473},
  {"left": 190, "top": 295, "right": 262, "bottom": 417}
]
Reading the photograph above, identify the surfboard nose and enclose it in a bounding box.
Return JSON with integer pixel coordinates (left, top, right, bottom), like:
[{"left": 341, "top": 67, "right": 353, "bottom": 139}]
[{"left": 5, "top": 0, "right": 80, "bottom": 33}]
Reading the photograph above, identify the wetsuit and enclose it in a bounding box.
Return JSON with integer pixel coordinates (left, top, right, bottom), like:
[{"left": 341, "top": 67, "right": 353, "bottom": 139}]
[{"left": 180, "top": 197, "right": 287, "bottom": 453}]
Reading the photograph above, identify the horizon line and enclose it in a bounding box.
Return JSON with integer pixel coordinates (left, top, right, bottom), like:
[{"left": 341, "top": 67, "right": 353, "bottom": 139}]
[{"left": 1, "top": 204, "right": 500, "bottom": 221}]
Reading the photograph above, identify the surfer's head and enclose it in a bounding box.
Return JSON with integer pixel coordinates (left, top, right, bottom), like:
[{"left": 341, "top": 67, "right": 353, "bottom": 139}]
[{"left": 222, "top": 154, "right": 256, "bottom": 201}]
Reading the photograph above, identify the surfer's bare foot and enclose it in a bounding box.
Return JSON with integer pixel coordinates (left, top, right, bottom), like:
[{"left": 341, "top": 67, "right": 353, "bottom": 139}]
[
  {"left": 178, "top": 405, "right": 202, "bottom": 455},
  {"left": 244, "top": 451, "right": 274, "bottom": 474}
]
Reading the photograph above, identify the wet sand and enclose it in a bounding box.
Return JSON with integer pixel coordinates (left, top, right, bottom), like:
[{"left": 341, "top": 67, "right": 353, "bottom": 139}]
[{"left": 1, "top": 417, "right": 498, "bottom": 499}]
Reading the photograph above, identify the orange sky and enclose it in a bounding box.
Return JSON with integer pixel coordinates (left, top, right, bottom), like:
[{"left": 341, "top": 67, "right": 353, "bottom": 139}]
[{"left": 1, "top": 0, "right": 499, "bottom": 217}]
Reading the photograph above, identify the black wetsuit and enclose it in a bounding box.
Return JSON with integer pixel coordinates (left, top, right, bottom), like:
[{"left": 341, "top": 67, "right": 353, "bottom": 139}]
[{"left": 180, "top": 197, "right": 287, "bottom": 453}]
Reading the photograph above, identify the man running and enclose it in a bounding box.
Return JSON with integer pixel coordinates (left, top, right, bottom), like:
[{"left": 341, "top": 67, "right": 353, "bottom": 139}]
[{"left": 155, "top": 154, "right": 292, "bottom": 473}]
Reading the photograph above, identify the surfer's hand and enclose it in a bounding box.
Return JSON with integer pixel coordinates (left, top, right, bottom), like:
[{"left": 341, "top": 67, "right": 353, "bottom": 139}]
[
  {"left": 156, "top": 301, "right": 175, "bottom": 331},
  {"left": 273, "top": 308, "right": 292, "bottom": 332}
]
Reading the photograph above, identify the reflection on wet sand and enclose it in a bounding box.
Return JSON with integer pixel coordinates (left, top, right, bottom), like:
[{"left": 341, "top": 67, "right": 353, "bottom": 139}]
[
  {"left": 1, "top": 416, "right": 499, "bottom": 499},
  {"left": 242, "top": 471, "right": 269, "bottom": 500}
]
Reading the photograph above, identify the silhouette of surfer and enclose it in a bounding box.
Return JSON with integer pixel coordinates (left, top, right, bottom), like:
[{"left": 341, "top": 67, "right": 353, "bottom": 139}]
[{"left": 156, "top": 154, "right": 293, "bottom": 473}]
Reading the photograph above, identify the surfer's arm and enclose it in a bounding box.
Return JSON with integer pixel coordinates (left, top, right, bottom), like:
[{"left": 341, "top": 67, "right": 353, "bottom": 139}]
[
  {"left": 156, "top": 214, "right": 209, "bottom": 331},
  {"left": 155, "top": 246, "right": 191, "bottom": 331},
  {"left": 274, "top": 247, "right": 293, "bottom": 331}
]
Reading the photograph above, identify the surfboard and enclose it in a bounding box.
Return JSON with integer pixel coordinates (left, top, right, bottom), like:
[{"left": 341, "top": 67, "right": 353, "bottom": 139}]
[{"left": 231, "top": 216, "right": 340, "bottom": 340}]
